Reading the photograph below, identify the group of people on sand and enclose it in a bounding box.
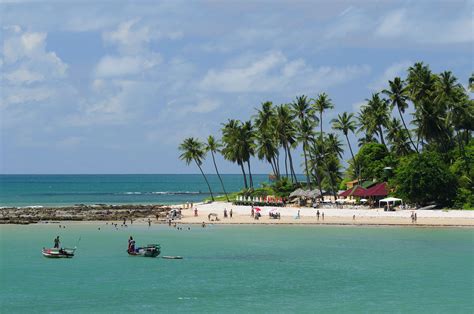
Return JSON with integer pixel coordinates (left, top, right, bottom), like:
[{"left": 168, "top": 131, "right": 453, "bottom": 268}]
[
  {"left": 223, "top": 208, "right": 233, "bottom": 218},
  {"left": 411, "top": 212, "right": 418, "bottom": 223}
]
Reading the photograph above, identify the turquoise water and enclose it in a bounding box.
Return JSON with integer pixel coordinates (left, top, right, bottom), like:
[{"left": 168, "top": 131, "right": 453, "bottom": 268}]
[
  {"left": 1, "top": 224, "right": 473, "bottom": 313},
  {"left": 0, "top": 174, "right": 282, "bottom": 207}
]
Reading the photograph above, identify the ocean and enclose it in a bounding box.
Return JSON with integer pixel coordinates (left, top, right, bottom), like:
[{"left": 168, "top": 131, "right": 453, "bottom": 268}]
[
  {"left": 0, "top": 174, "right": 278, "bottom": 207},
  {"left": 0, "top": 224, "right": 473, "bottom": 313}
]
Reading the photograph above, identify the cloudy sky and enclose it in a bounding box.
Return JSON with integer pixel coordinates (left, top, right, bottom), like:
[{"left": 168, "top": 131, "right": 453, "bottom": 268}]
[{"left": 1, "top": 0, "right": 472, "bottom": 174}]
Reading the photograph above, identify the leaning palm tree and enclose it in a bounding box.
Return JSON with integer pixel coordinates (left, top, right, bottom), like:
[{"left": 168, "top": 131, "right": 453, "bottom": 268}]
[
  {"left": 332, "top": 112, "right": 359, "bottom": 182},
  {"left": 205, "top": 135, "right": 229, "bottom": 202},
  {"left": 382, "top": 77, "right": 418, "bottom": 153},
  {"left": 179, "top": 137, "right": 214, "bottom": 201}
]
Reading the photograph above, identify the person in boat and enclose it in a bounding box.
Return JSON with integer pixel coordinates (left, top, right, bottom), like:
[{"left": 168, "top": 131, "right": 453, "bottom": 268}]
[
  {"left": 54, "top": 236, "right": 60, "bottom": 248},
  {"left": 128, "top": 236, "right": 135, "bottom": 253}
]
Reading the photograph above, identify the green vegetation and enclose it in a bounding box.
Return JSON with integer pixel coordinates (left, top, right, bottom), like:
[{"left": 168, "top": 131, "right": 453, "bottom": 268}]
[{"left": 180, "top": 62, "right": 473, "bottom": 209}]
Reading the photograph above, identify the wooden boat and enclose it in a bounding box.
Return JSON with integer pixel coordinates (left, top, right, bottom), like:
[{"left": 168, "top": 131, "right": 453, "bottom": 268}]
[
  {"left": 42, "top": 247, "right": 76, "bottom": 258},
  {"left": 127, "top": 244, "right": 161, "bottom": 257}
]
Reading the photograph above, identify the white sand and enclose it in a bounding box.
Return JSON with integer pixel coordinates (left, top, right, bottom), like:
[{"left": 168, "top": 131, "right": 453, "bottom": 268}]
[{"left": 174, "top": 202, "right": 474, "bottom": 227}]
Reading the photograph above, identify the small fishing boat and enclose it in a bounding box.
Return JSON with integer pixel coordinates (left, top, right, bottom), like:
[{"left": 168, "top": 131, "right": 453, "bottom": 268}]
[
  {"left": 162, "top": 256, "right": 183, "bottom": 259},
  {"left": 42, "top": 247, "right": 76, "bottom": 258},
  {"left": 127, "top": 244, "right": 161, "bottom": 257}
]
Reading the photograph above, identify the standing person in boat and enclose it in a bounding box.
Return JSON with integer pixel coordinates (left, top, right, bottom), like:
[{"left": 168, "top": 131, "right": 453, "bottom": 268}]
[
  {"left": 54, "top": 236, "right": 60, "bottom": 248},
  {"left": 128, "top": 236, "right": 135, "bottom": 253}
]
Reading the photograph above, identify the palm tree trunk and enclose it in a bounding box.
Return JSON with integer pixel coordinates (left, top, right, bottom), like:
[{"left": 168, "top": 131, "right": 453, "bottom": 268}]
[
  {"left": 308, "top": 149, "right": 324, "bottom": 201},
  {"left": 239, "top": 162, "right": 248, "bottom": 189},
  {"left": 211, "top": 151, "right": 229, "bottom": 202},
  {"left": 275, "top": 153, "right": 281, "bottom": 178},
  {"left": 398, "top": 107, "right": 419, "bottom": 153},
  {"left": 302, "top": 142, "right": 311, "bottom": 189},
  {"left": 196, "top": 161, "right": 214, "bottom": 201},
  {"left": 283, "top": 146, "right": 289, "bottom": 179},
  {"left": 287, "top": 147, "right": 298, "bottom": 183},
  {"left": 345, "top": 133, "right": 360, "bottom": 184},
  {"left": 378, "top": 125, "right": 386, "bottom": 147},
  {"left": 247, "top": 161, "right": 253, "bottom": 188}
]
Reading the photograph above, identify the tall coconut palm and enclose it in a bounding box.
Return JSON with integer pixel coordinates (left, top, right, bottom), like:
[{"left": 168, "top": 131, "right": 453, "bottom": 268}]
[
  {"left": 313, "top": 93, "right": 334, "bottom": 140},
  {"left": 386, "top": 118, "right": 413, "bottom": 156},
  {"left": 363, "top": 93, "right": 390, "bottom": 147},
  {"left": 241, "top": 120, "right": 256, "bottom": 188},
  {"left": 296, "top": 118, "right": 316, "bottom": 189},
  {"left": 332, "top": 112, "right": 359, "bottom": 181},
  {"left": 205, "top": 135, "right": 229, "bottom": 202},
  {"left": 221, "top": 119, "right": 248, "bottom": 188},
  {"left": 254, "top": 101, "right": 280, "bottom": 177},
  {"left": 275, "top": 104, "right": 298, "bottom": 183},
  {"left": 179, "top": 137, "right": 214, "bottom": 201},
  {"left": 383, "top": 77, "right": 418, "bottom": 153},
  {"left": 291, "top": 95, "right": 315, "bottom": 188}
]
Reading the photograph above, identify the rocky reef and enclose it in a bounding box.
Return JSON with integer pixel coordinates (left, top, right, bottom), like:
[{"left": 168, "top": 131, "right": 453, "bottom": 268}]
[{"left": 0, "top": 204, "right": 174, "bottom": 224}]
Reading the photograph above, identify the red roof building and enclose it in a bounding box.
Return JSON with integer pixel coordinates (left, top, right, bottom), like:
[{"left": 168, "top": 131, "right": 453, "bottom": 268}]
[
  {"left": 364, "top": 182, "right": 388, "bottom": 197},
  {"left": 339, "top": 185, "right": 368, "bottom": 198}
]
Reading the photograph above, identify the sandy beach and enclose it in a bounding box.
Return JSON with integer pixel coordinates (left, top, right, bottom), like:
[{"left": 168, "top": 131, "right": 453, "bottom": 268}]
[{"left": 174, "top": 202, "right": 474, "bottom": 227}]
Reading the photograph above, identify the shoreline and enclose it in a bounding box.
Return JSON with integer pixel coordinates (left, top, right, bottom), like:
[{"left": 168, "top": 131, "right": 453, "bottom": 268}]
[{"left": 1, "top": 201, "right": 473, "bottom": 227}]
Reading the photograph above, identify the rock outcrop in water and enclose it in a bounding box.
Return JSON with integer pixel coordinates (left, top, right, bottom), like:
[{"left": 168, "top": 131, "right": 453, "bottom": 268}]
[{"left": 0, "top": 204, "right": 174, "bottom": 224}]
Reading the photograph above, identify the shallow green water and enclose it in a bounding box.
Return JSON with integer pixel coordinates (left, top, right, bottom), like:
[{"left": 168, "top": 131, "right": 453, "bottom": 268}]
[{"left": 1, "top": 224, "right": 473, "bottom": 313}]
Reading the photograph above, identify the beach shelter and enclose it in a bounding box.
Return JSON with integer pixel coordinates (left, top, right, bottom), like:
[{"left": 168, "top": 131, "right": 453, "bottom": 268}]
[{"left": 379, "top": 197, "right": 402, "bottom": 209}]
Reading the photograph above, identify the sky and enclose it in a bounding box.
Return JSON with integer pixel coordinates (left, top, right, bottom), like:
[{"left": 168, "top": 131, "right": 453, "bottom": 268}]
[{"left": 0, "top": 0, "right": 472, "bottom": 174}]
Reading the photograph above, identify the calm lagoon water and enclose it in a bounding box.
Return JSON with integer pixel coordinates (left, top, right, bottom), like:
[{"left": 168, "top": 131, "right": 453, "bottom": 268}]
[
  {"left": 1, "top": 224, "right": 473, "bottom": 313},
  {"left": 0, "top": 174, "right": 280, "bottom": 207}
]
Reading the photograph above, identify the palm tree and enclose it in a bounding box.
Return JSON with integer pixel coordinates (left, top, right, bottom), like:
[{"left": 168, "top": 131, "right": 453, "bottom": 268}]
[
  {"left": 275, "top": 104, "right": 298, "bottom": 183},
  {"left": 179, "top": 137, "right": 214, "bottom": 201},
  {"left": 291, "top": 95, "right": 315, "bottom": 188},
  {"left": 382, "top": 77, "right": 418, "bottom": 153},
  {"left": 386, "top": 118, "right": 413, "bottom": 156},
  {"left": 241, "top": 120, "right": 256, "bottom": 188},
  {"left": 254, "top": 101, "right": 280, "bottom": 178},
  {"left": 332, "top": 112, "right": 359, "bottom": 181},
  {"left": 313, "top": 93, "right": 334, "bottom": 140},
  {"left": 222, "top": 119, "right": 248, "bottom": 188},
  {"left": 205, "top": 135, "right": 229, "bottom": 202},
  {"left": 362, "top": 93, "right": 390, "bottom": 147}
]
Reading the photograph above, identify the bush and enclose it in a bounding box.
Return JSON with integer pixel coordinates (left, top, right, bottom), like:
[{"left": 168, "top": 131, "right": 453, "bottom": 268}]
[{"left": 393, "top": 151, "right": 458, "bottom": 207}]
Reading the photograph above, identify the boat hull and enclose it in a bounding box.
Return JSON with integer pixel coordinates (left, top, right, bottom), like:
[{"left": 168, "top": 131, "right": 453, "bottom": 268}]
[
  {"left": 127, "top": 244, "right": 161, "bottom": 258},
  {"left": 42, "top": 248, "right": 75, "bottom": 258}
]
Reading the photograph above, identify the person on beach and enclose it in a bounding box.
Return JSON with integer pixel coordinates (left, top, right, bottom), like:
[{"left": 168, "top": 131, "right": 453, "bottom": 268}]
[
  {"left": 54, "top": 236, "right": 60, "bottom": 248},
  {"left": 230, "top": 209, "right": 233, "bottom": 218},
  {"left": 168, "top": 219, "right": 172, "bottom": 227},
  {"left": 202, "top": 221, "right": 206, "bottom": 228},
  {"left": 414, "top": 213, "right": 417, "bottom": 223},
  {"left": 194, "top": 208, "right": 198, "bottom": 217},
  {"left": 297, "top": 210, "right": 300, "bottom": 219},
  {"left": 123, "top": 218, "right": 126, "bottom": 225},
  {"left": 322, "top": 212, "right": 324, "bottom": 221},
  {"left": 148, "top": 218, "right": 151, "bottom": 227},
  {"left": 316, "top": 210, "right": 320, "bottom": 221},
  {"left": 224, "top": 208, "right": 228, "bottom": 218},
  {"left": 251, "top": 207, "right": 254, "bottom": 217},
  {"left": 411, "top": 212, "right": 414, "bottom": 223},
  {"left": 353, "top": 215, "right": 355, "bottom": 220}
]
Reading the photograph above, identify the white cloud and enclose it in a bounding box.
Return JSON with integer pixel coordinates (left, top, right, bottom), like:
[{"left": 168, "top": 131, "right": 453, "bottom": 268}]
[
  {"left": 368, "top": 60, "right": 412, "bottom": 91},
  {"left": 200, "top": 51, "right": 370, "bottom": 94},
  {"left": 4, "top": 68, "right": 44, "bottom": 84},
  {"left": 95, "top": 54, "right": 161, "bottom": 78},
  {"left": 374, "top": 9, "right": 473, "bottom": 44},
  {"left": 179, "top": 98, "right": 220, "bottom": 115}
]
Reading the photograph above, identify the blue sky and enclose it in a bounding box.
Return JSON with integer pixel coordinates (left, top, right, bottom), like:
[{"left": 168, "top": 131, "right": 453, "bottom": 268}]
[{"left": 0, "top": 0, "right": 472, "bottom": 174}]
